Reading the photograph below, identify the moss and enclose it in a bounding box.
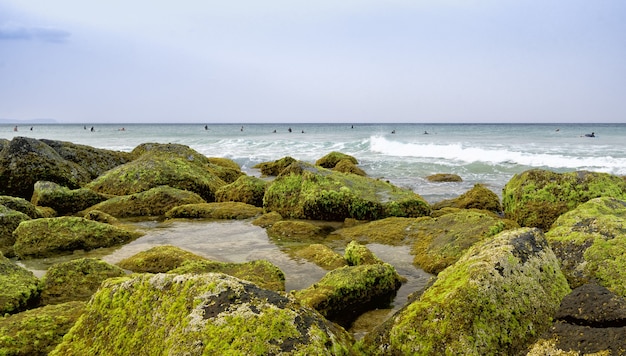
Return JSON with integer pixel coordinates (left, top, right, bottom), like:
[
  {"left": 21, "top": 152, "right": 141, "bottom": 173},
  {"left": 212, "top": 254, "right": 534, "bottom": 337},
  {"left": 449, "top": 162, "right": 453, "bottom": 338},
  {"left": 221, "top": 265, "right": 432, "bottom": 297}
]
[
  {"left": 169, "top": 259, "right": 286, "bottom": 291},
  {"left": 294, "top": 244, "right": 347, "bottom": 270},
  {"left": 331, "top": 217, "right": 418, "bottom": 245},
  {"left": 333, "top": 159, "right": 367, "bottom": 176},
  {"left": 0, "top": 205, "right": 30, "bottom": 257},
  {"left": 0, "top": 196, "right": 43, "bottom": 219},
  {"left": 253, "top": 156, "right": 297, "bottom": 176},
  {"left": 207, "top": 157, "right": 241, "bottom": 171},
  {"left": 344, "top": 241, "right": 383, "bottom": 266},
  {"left": 51, "top": 273, "right": 354, "bottom": 355},
  {"left": 165, "top": 202, "right": 263, "bottom": 220},
  {"left": 31, "top": 181, "right": 109, "bottom": 215},
  {"left": 83, "top": 209, "right": 119, "bottom": 225},
  {"left": 83, "top": 185, "right": 206, "bottom": 218},
  {"left": 316, "top": 152, "right": 359, "bottom": 169},
  {"left": 426, "top": 173, "right": 463, "bottom": 182},
  {"left": 13, "top": 217, "right": 143, "bottom": 259},
  {"left": 39, "top": 258, "right": 126, "bottom": 305},
  {"left": 432, "top": 183, "right": 502, "bottom": 213},
  {"left": 251, "top": 211, "right": 283, "bottom": 228},
  {"left": 0, "top": 253, "right": 40, "bottom": 314},
  {"left": 215, "top": 175, "right": 267, "bottom": 207},
  {"left": 0, "top": 301, "right": 85, "bottom": 356},
  {"left": 266, "top": 220, "right": 331, "bottom": 242},
  {"left": 116, "top": 245, "right": 208, "bottom": 273}
]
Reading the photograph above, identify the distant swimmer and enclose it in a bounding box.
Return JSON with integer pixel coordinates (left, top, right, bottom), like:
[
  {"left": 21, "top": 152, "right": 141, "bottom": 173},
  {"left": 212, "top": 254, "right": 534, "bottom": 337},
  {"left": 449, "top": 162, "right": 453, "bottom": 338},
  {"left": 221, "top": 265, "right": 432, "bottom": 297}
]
[
  {"left": 351, "top": 125, "right": 354, "bottom": 129},
  {"left": 30, "top": 127, "right": 33, "bottom": 131},
  {"left": 273, "top": 129, "right": 277, "bottom": 133},
  {"left": 241, "top": 126, "right": 244, "bottom": 131},
  {"left": 13, "top": 126, "right": 17, "bottom": 132},
  {"left": 204, "top": 125, "right": 208, "bottom": 130},
  {"left": 90, "top": 126, "right": 94, "bottom": 132},
  {"left": 84, "top": 125, "right": 87, "bottom": 130},
  {"left": 391, "top": 129, "right": 395, "bottom": 134},
  {"left": 288, "top": 127, "right": 292, "bottom": 133},
  {"left": 424, "top": 131, "right": 429, "bottom": 135},
  {"left": 118, "top": 127, "right": 126, "bottom": 131},
  {"left": 584, "top": 132, "right": 596, "bottom": 138},
  {"left": 301, "top": 130, "right": 304, "bottom": 133},
  {"left": 555, "top": 128, "right": 560, "bottom": 132}
]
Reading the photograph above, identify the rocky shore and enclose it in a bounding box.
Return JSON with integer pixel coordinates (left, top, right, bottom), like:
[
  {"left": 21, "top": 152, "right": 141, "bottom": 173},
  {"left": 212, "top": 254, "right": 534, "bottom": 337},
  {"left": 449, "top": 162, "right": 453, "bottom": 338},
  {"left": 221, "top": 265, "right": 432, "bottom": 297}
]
[{"left": 1, "top": 136, "right": 625, "bottom": 355}]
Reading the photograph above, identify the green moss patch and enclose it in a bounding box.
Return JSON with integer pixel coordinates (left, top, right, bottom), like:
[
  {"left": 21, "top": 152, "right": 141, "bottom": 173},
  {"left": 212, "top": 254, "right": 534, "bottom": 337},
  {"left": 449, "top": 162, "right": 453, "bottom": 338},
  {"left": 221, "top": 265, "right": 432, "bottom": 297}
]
[
  {"left": 315, "top": 151, "right": 358, "bottom": 168},
  {"left": 0, "top": 253, "right": 40, "bottom": 314},
  {"left": 0, "top": 205, "right": 30, "bottom": 257},
  {"left": 116, "top": 245, "right": 208, "bottom": 273},
  {"left": 331, "top": 217, "right": 418, "bottom": 245},
  {"left": 294, "top": 244, "right": 347, "bottom": 270},
  {"left": 344, "top": 241, "right": 383, "bottom": 266},
  {"left": 31, "top": 181, "right": 109, "bottom": 215},
  {"left": 165, "top": 202, "right": 263, "bottom": 220},
  {"left": 215, "top": 175, "right": 267, "bottom": 207},
  {"left": 432, "top": 183, "right": 502, "bottom": 213}
]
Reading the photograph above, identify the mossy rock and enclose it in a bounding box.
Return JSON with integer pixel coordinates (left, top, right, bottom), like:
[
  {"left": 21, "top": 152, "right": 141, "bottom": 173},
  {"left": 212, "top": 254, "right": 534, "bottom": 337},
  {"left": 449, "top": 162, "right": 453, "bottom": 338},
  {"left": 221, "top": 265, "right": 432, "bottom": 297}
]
[
  {"left": 502, "top": 169, "right": 626, "bottom": 231},
  {"left": 0, "top": 195, "right": 43, "bottom": 218},
  {"left": 39, "top": 258, "right": 126, "bottom": 305},
  {"left": 253, "top": 156, "right": 297, "bottom": 176},
  {"left": 344, "top": 240, "right": 383, "bottom": 266},
  {"left": 83, "top": 186, "right": 206, "bottom": 218},
  {"left": 333, "top": 159, "right": 366, "bottom": 176},
  {"left": 50, "top": 273, "right": 355, "bottom": 355},
  {"left": 116, "top": 245, "right": 208, "bottom": 273},
  {"left": 251, "top": 211, "right": 283, "bottom": 228},
  {"left": 361, "top": 228, "right": 570, "bottom": 355},
  {"left": 294, "top": 244, "right": 347, "bottom": 270},
  {"left": 0, "top": 301, "right": 85, "bottom": 356},
  {"left": 432, "top": 183, "right": 502, "bottom": 213},
  {"left": 294, "top": 263, "right": 402, "bottom": 327},
  {"left": 31, "top": 181, "right": 109, "bottom": 215},
  {"left": 165, "top": 202, "right": 263, "bottom": 220},
  {"left": 0, "top": 137, "right": 92, "bottom": 199},
  {"left": 207, "top": 157, "right": 241, "bottom": 171},
  {"left": 13, "top": 217, "right": 143, "bottom": 259},
  {"left": 215, "top": 175, "right": 267, "bottom": 207},
  {"left": 263, "top": 162, "right": 431, "bottom": 221},
  {"left": 267, "top": 220, "right": 331, "bottom": 242},
  {"left": 0, "top": 205, "right": 30, "bottom": 257},
  {"left": 83, "top": 209, "right": 119, "bottom": 225},
  {"left": 545, "top": 197, "right": 626, "bottom": 296},
  {"left": 331, "top": 217, "right": 418, "bottom": 245},
  {"left": 426, "top": 173, "right": 463, "bottom": 182},
  {"left": 411, "top": 210, "right": 519, "bottom": 274},
  {"left": 169, "top": 259, "right": 286, "bottom": 292},
  {"left": 0, "top": 253, "right": 40, "bottom": 314},
  {"left": 315, "top": 151, "right": 358, "bottom": 169}
]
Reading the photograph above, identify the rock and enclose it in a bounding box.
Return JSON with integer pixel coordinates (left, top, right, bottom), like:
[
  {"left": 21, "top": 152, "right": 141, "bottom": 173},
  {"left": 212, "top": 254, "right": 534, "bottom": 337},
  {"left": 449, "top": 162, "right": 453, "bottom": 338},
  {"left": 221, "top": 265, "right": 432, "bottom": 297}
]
[
  {"left": 411, "top": 210, "right": 519, "bottom": 274},
  {"left": 31, "top": 181, "right": 109, "bottom": 215},
  {"left": 0, "top": 195, "right": 43, "bottom": 218},
  {"left": 0, "top": 205, "right": 30, "bottom": 257},
  {"left": 50, "top": 273, "right": 354, "bottom": 355},
  {"left": 39, "top": 258, "right": 126, "bottom": 305},
  {"left": 425, "top": 173, "right": 463, "bottom": 182},
  {"left": 331, "top": 217, "right": 417, "bottom": 245},
  {"left": 361, "top": 227, "right": 570, "bottom": 355},
  {"left": 263, "top": 161, "right": 431, "bottom": 221},
  {"left": 545, "top": 197, "right": 626, "bottom": 295},
  {"left": 86, "top": 144, "right": 227, "bottom": 201},
  {"left": 294, "top": 244, "right": 347, "bottom": 270},
  {"left": 528, "top": 283, "right": 626, "bottom": 355},
  {"left": 83, "top": 186, "right": 206, "bottom": 218},
  {"left": 169, "top": 259, "right": 286, "bottom": 292},
  {"left": 251, "top": 211, "right": 283, "bottom": 228},
  {"left": 294, "top": 263, "right": 402, "bottom": 327},
  {"left": 502, "top": 169, "right": 626, "bottom": 231},
  {"left": 165, "top": 202, "right": 263, "bottom": 220},
  {"left": 0, "top": 137, "right": 92, "bottom": 199},
  {"left": 333, "top": 159, "right": 367, "bottom": 176},
  {"left": 0, "top": 252, "right": 40, "bottom": 314},
  {"left": 0, "top": 301, "right": 85, "bottom": 356},
  {"left": 215, "top": 175, "right": 267, "bottom": 207},
  {"left": 253, "top": 156, "right": 297, "bottom": 176},
  {"left": 344, "top": 240, "right": 383, "bottom": 266},
  {"left": 83, "top": 210, "right": 119, "bottom": 225},
  {"left": 267, "top": 220, "right": 331, "bottom": 242},
  {"left": 116, "top": 245, "right": 208, "bottom": 273},
  {"left": 207, "top": 157, "right": 241, "bottom": 171},
  {"left": 315, "top": 151, "right": 359, "bottom": 169},
  {"left": 13, "top": 217, "right": 142, "bottom": 259},
  {"left": 432, "top": 183, "right": 502, "bottom": 213}
]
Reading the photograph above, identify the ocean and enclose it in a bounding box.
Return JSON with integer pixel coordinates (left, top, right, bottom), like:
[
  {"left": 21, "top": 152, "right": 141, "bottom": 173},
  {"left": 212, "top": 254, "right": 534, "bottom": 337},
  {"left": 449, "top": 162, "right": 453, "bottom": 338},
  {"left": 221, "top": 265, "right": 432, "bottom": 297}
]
[{"left": 2, "top": 122, "right": 625, "bottom": 203}]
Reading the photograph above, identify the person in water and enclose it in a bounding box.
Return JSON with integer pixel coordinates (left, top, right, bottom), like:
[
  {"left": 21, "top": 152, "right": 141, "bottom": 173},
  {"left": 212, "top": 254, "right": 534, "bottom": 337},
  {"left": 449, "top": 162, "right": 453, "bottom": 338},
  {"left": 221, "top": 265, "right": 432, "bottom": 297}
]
[{"left": 584, "top": 132, "right": 595, "bottom": 137}]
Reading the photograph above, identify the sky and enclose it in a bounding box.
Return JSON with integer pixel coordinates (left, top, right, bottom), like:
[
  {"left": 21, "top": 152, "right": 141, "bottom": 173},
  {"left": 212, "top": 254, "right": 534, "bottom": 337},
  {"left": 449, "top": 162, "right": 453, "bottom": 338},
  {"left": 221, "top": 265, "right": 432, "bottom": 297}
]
[{"left": 0, "top": 1, "right": 625, "bottom": 124}]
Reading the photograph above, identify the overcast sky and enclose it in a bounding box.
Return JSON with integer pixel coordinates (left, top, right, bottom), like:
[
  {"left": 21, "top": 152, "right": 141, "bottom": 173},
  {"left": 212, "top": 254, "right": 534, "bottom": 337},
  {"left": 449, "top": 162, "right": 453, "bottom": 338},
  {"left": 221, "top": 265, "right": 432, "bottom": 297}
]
[{"left": 1, "top": 1, "right": 625, "bottom": 123}]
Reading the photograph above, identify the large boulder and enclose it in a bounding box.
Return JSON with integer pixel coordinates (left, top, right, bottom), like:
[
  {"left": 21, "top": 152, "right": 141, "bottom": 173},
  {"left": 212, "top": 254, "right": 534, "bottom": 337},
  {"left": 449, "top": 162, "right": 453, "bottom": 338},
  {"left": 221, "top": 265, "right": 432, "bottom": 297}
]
[
  {"left": 361, "top": 228, "right": 570, "bottom": 355},
  {"left": 39, "top": 258, "right": 126, "bottom": 305},
  {"left": 31, "top": 181, "right": 109, "bottom": 215},
  {"left": 0, "top": 205, "right": 30, "bottom": 257},
  {"left": 344, "top": 241, "right": 383, "bottom": 266},
  {"left": 116, "top": 245, "right": 208, "bottom": 273},
  {"left": 264, "top": 162, "right": 431, "bottom": 221},
  {"left": 83, "top": 185, "right": 206, "bottom": 218},
  {"left": 0, "top": 252, "right": 40, "bottom": 314},
  {"left": 50, "top": 273, "right": 354, "bottom": 355},
  {"left": 0, "top": 195, "right": 43, "bottom": 218},
  {"left": 0, "top": 137, "right": 92, "bottom": 199},
  {"left": 545, "top": 196, "right": 626, "bottom": 295},
  {"left": 432, "top": 183, "right": 502, "bottom": 213},
  {"left": 0, "top": 301, "right": 85, "bottom": 356},
  {"left": 315, "top": 151, "right": 358, "bottom": 169},
  {"left": 13, "top": 217, "right": 142, "bottom": 259},
  {"left": 215, "top": 175, "right": 267, "bottom": 207},
  {"left": 253, "top": 156, "right": 297, "bottom": 176},
  {"left": 502, "top": 169, "right": 626, "bottom": 230},
  {"left": 165, "top": 202, "right": 263, "bottom": 220}
]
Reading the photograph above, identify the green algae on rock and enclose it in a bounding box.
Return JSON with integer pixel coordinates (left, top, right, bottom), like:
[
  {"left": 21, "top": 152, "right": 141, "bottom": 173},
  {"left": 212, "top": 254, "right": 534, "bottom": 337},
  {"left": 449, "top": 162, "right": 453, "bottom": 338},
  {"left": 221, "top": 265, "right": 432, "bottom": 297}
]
[
  {"left": 267, "top": 220, "right": 332, "bottom": 243},
  {"left": 332, "top": 159, "right": 367, "bottom": 176},
  {"left": 215, "top": 175, "right": 268, "bottom": 207},
  {"left": 251, "top": 211, "right": 283, "bottom": 228},
  {"left": 426, "top": 173, "right": 463, "bottom": 182},
  {"left": 253, "top": 156, "right": 297, "bottom": 177},
  {"left": 31, "top": 181, "right": 109, "bottom": 215},
  {"left": 169, "top": 259, "right": 286, "bottom": 292},
  {"left": 50, "top": 273, "right": 354, "bottom": 355},
  {"left": 13, "top": 217, "right": 142, "bottom": 259},
  {"left": 361, "top": 227, "right": 570, "bottom": 355},
  {"left": 344, "top": 240, "right": 383, "bottom": 266},
  {"left": 0, "top": 301, "right": 85, "bottom": 356},
  {"left": 83, "top": 185, "right": 206, "bottom": 218},
  {"left": 165, "top": 201, "right": 263, "bottom": 220},
  {"left": 39, "top": 258, "right": 126, "bottom": 305},
  {"left": 331, "top": 217, "right": 418, "bottom": 246},
  {"left": 0, "top": 205, "right": 30, "bottom": 257},
  {"left": 432, "top": 183, "right": 502, "bottom": 213},
  {"left": 83, "top": 209, "right": 120, "bottom": 225},
  {"left": 502, "top": 169, "right": 626, "bottom": 231},
  {"left": 116, "top": 245, "right": 208, "bottom": 273},
  {"left": 315, "top": 151, "right": 359, "bottom": 169},
  {"left": 545, "top": 197, "right": 626, "bottom": 296},
  {"left": 294, "top": 244, "right": 348, "bottom": 270},
  {"left": 0, "top": 252, "right": 40, "bottom": 314},
  {"left": 0, "top": 196, "right": 43, "bottom": 219}
]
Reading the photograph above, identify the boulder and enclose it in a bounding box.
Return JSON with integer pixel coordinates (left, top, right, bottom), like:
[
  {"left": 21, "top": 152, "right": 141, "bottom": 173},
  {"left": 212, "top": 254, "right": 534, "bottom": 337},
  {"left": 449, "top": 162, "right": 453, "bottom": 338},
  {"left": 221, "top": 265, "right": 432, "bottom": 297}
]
[
  {"left": 315, "top": 151, "right": 358, "bottom": 169},
  {"left": 294, "top": 244, "right": 347, "bottom": 270},
  {"left": 0, "top": 301, "right": 85, "bottom": 356},
  {"left": 360, "top": 228, "right": 570, "bottom": 355},
  {"left": 215, "top": 175, "right": 267, "bottom": 207},
  {"left": 331, "top": 217, "right": 417, "bottom": 245},
  {"left": 0, "top": 252, "right": 40, "bottom": 314},
  {"left": 165, "top": 202, "right": 263, "bottom": 220},
  {"left": 169, "top": 259, "right": 286, "bottom": 292},
  {"left": 333, "top": 159, "right": 366, "bottom": 176},
  {"left": 344, "top": 241, "right": 383, "bottom": 266},
  {"left": 31, "top": 181, "right": 109, "bottom": 215},
  {"left": 425, "top": 173, "right": 463, "bottom": 182},
  {"left": 39, "top": 258, "right": 126, "bottom": 305},
  {"left": 432, "top": 183, "right": 502, "bottom": 213},
  {"left": 13, "top": 217, "right": 142, "bottom": 259},
  {"left": 83, "top": 186, "right": 205, "bottom": 218},
  {"left": 545, "top": 197, "right": 626, "bottom": 295},
  {"left": 0, "top": 205, "right": 30, "bottom": 257},
  {"left": 267, "top": 220, "right": 331, "bottom": 242},
  {"left": 263, "top": 161, "right": 431, "bottom": 221},
  {"left": 502, "top": 169, "right": 626, "bottom": 230},
  {"left": 0, "top": 137, "right": 92, "bottom": 199},
  {"left": 50, "top": 273, "right": 354, "bottom": 355},
  {"left": 116, "top": 245, "right": 208, "bottom": 273},
  {"left": 253, "top": 156, "right": 297, "bottom": 176},
  {"left": 294, "top": 263, "right": 402, "bottom": 327},
  {"left": 83, "top": 210, "right": 120, "bottom": 225},
  {"left": 0, "top": 195, "right": 43, "bottom": 218},
  {"left": 251, "top": 211, "right": 283, "bottom": 228}
]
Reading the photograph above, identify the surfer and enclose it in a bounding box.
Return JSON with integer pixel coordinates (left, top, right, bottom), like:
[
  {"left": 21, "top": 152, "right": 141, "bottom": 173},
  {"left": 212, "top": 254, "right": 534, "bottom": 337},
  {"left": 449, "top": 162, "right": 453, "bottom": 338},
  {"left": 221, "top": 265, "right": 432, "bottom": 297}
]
[
  {"left": 584, "top": 132, "right": 595, "bottom": 138},
  {"left": 391, "top": 129, "right": 395, "bottom": 134}
]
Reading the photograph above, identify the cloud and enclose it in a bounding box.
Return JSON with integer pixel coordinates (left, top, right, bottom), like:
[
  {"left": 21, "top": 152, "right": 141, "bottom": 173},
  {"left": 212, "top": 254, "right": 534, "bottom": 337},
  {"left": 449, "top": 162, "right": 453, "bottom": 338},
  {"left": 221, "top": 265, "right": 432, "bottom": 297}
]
[{"left": 0, "top": 23, "right": 70, "bottom": 42}]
